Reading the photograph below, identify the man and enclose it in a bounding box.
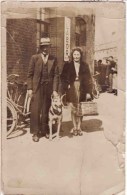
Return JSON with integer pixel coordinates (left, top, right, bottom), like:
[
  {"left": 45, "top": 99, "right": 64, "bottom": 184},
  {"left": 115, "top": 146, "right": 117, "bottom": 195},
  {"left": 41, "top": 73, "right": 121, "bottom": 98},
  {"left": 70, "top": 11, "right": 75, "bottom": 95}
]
[
  {"left": 97, "top": 59, "right": 103, "bottom": 91},
  {"left": 106, "top": 56, "right": 117, "bottom": 94},
  {"left": 27, "top": 37, "right": 59, "bottom": 142}
]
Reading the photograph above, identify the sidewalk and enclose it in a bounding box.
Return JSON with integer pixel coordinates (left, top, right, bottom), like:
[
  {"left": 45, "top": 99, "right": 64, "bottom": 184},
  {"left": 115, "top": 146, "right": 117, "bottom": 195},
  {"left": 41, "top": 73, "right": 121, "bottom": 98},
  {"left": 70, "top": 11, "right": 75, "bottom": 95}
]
[{"left": 4, "top": 92, "right": 125, "bottom": 195}]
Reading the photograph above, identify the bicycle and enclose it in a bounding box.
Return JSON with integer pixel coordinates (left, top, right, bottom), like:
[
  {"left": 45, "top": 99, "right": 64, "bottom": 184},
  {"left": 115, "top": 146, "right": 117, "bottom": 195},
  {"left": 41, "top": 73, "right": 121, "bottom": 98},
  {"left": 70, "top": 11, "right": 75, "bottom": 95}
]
[
  {"left": 91, "top": 72, "right": 100, "bottom": 99},
  {"left": 7, "top": 74, "right": 31, "bottom": 137}
]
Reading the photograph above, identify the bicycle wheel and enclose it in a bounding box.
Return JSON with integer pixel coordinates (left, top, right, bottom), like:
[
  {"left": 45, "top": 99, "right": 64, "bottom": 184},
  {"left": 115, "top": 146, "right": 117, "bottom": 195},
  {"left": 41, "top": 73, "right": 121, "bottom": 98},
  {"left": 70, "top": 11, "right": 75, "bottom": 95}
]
[{"left": 7, "top": 100, "right": 18, "bottom": 137}]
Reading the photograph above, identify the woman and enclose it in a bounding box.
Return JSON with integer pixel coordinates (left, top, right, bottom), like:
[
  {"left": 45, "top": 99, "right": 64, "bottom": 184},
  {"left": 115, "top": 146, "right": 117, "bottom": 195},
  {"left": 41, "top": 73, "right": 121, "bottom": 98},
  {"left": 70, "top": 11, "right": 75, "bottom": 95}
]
[{"left": 61, "top": 48, "right": 93, "bottom": 136}]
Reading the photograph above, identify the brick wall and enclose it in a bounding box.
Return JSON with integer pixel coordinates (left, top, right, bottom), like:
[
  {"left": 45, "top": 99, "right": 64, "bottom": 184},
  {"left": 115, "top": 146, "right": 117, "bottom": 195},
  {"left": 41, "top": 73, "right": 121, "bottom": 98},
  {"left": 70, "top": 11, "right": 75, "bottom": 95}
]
[
  {"left": 7, "top": 15, "right": 95, "bottom": 80},
  {"left": 7, "top": 18, "right": 37, "bottom": 81}
]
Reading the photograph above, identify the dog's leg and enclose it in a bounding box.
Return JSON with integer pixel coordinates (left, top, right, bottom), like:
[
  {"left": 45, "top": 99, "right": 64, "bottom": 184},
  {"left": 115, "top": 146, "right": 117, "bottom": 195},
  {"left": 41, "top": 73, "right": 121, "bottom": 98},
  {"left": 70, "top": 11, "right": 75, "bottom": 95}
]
[
  {"left": 77, "top": 116, "right": 81, "bottom": 130},
  {"left": 49, "top": 120, "right": 53, "bottom": 141},
  {"left": 56, "top": 118, "right": 61, "bottom": 140},
  {"left": 71, "top": 111, "right": 77, "bottom": 130}
]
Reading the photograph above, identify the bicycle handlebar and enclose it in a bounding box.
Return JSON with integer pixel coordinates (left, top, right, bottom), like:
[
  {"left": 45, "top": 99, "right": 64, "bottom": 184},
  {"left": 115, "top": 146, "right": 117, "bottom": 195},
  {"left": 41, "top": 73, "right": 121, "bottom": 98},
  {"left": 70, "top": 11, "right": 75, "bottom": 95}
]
[
  {"left": 7, "top": 74, "right": 27, "bottom": 86},
  {"left": 7, "top": 74, "right": 19, "bottom": 80}
]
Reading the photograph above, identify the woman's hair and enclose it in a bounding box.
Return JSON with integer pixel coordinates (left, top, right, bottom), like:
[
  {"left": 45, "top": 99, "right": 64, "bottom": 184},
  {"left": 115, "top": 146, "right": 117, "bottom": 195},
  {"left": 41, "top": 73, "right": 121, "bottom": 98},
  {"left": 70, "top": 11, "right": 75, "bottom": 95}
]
[{"left": 70, "top": 47, "right": 83, "bottom": 62}]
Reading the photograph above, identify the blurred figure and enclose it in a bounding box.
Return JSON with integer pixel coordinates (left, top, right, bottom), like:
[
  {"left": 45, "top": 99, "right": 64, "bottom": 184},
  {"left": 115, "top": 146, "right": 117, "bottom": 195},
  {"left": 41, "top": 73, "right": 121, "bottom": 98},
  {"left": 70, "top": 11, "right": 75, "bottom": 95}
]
[
  {"left": 112, "top": 60, "right": 118, "bottom": 95},
  {"left": 106, "top": 56, "right": 117, "bottom": 94},
  {"left": 94, "top": 60, "right": 98, "bottom": 74},
  {"left": 97, "top": 59, "right": 108, "bottom": 92}
]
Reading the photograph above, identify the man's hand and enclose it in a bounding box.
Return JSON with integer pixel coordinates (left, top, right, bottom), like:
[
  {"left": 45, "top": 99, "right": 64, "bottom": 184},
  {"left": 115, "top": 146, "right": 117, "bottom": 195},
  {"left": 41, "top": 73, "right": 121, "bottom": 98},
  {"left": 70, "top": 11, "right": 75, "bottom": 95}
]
[
  {"left": 111, "top": 67, "right": 116, "bottom": 71},
  {"left": 27, "top": 89, "right": 33, "bottom": 98},
  {"left": 68, "top": 85, "right": 70, "bottom": 89},
  {"left": 53, "top": 91, "right": 58, "bottom": 97}
]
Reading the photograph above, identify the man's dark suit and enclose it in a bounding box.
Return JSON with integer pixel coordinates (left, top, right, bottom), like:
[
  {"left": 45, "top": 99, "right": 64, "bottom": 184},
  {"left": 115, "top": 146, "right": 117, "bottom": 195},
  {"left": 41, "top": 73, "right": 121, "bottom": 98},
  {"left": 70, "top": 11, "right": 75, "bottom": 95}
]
[{"left": 27, "top": 53, "right": 59, "bottom": 135}]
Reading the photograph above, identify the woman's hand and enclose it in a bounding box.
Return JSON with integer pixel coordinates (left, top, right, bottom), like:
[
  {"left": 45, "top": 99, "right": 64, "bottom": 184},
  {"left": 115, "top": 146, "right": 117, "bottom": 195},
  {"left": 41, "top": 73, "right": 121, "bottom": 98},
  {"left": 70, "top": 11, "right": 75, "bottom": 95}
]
[{"left": 86, "top": 93, "right": 91, "bottom": 100}]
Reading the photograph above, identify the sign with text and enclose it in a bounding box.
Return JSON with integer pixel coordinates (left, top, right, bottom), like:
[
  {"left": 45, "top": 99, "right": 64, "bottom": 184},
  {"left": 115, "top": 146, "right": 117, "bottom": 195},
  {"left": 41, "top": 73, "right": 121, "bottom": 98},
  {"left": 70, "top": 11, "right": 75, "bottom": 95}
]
[{"left": 64, "top": 17, "right": 71, "bottom": 61}]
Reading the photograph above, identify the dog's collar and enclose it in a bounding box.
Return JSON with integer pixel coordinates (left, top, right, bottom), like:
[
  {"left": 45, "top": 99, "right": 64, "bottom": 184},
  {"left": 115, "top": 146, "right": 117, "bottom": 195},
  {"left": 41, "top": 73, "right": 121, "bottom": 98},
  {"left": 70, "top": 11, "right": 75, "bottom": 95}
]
[{"left": 50, "top": 106, "right": 62, "bottom": 116}]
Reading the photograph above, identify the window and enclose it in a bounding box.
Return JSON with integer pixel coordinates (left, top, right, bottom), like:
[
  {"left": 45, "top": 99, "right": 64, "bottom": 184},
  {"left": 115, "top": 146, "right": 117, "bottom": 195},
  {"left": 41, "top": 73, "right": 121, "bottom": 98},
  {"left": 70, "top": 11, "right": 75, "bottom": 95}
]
[
  {"left": 75, "top": 33, "right": 80, "bottom": 46},
  {"left": 75, "top": 17, "right": 86, "bottom": 46}
]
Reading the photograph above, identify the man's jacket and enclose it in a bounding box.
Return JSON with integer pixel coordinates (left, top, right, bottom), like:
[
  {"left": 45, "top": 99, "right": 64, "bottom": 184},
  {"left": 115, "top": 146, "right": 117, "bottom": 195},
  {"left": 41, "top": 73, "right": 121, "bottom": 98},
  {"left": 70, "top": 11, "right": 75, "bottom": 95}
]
[{"left": 27, "top": 54, "right": 59, "bottom": 93}]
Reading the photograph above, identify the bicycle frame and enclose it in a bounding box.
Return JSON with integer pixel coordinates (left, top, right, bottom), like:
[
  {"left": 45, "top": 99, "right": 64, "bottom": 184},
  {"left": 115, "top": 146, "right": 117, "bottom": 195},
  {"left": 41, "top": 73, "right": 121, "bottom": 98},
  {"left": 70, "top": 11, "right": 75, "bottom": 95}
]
[
  {"left": 90, "top": 73, "right": 100, "bottom": 99},
  {"left": 7, "top": 74, "right": 31, "bottom": 136},
  {"left": 8, "top": 89, "right": 31, "bottom": 117}
]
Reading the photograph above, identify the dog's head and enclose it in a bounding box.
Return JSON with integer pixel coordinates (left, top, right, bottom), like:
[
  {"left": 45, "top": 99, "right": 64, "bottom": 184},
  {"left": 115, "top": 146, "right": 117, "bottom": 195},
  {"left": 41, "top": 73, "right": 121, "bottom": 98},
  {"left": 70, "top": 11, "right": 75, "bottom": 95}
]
[{"left": 51, "top": 94, "right": 62, "bottom": 109}]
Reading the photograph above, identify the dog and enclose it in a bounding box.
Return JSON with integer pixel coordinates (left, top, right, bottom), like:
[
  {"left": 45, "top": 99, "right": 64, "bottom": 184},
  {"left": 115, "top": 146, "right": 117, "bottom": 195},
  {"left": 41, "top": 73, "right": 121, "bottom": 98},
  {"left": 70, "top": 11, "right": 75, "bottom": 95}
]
[{"left": 48, "top": 94, "right": 63, "bottom": 140}]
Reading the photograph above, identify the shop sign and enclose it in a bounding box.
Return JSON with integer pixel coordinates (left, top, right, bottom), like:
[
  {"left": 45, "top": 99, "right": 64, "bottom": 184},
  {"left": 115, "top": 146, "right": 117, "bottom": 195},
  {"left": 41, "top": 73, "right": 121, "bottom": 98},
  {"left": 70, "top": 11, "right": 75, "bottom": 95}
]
[{"left": 64, "top": 17, "right": 71, "bottom": 61}]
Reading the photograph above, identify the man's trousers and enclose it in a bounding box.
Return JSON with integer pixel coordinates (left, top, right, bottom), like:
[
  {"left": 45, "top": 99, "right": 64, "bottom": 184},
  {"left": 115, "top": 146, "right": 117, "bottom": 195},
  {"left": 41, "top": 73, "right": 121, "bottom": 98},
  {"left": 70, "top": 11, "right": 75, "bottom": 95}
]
[{"left": 30, "top": 83, "right": 52, "bottom": 135}]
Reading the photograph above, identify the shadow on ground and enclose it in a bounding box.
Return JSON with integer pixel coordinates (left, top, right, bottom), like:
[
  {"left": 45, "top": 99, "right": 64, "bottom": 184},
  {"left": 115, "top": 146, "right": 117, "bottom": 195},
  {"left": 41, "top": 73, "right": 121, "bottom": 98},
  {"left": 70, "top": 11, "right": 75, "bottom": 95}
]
[
  {"left": 7, "top": 123, "right": 29, "bottom": 139},
  {"left": 7, "top": 119, "right": 103, "bottom": 139},
  {"left": 81, "top": 119, "right": 103, "bottom": 133},
  {"left": 60, "top": 119, "right": 103, "bottom": 138}
]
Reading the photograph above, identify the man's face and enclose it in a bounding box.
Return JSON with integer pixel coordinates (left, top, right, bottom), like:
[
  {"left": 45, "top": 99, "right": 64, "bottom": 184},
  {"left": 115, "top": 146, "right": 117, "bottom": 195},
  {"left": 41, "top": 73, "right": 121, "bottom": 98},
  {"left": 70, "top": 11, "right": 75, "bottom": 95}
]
[{"left": 41, "top": 45, "right": 50, "bottom": 55}]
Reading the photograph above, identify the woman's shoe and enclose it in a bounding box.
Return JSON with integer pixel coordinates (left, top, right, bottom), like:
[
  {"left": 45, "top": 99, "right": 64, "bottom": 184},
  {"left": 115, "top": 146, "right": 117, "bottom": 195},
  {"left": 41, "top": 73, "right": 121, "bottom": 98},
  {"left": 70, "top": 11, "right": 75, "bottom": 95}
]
[
  {"left": 73, "top": 129, "right": 78, "bottom": 136},
  {"left": 77, "top": 129, "right": 83, "bottom": 136},
  {"left": 70, "top": 128, "right": 74, "bottom": 134}
]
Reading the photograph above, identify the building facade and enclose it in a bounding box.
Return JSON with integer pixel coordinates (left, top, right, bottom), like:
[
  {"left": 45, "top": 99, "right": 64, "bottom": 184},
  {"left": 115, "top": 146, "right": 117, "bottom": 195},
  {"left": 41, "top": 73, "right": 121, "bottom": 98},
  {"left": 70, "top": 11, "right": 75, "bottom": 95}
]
[
  {"left": 94, "top": 41, "right": 117, "bottom": 62},
  {"left": 6, "top": 6, "right": 95, "bottom": 80}
]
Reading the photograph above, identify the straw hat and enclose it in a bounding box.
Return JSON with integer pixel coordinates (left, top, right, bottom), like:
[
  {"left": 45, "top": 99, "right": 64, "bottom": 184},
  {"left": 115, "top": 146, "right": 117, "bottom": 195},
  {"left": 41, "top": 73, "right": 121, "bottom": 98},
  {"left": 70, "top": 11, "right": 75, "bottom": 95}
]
[{"left": 40, "top": 37, "right": 51, "bottom": 46}]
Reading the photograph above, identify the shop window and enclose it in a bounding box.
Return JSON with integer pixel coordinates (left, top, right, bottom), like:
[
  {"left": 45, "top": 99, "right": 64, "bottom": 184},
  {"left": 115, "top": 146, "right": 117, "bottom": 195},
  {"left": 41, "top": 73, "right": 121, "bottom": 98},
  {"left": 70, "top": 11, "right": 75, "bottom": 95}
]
[
  {"left": 75, "top": 17, "right": 86, "bottom": 46},
  {"left": 75, "top": 33, "right": 80, "bottom": 46}
]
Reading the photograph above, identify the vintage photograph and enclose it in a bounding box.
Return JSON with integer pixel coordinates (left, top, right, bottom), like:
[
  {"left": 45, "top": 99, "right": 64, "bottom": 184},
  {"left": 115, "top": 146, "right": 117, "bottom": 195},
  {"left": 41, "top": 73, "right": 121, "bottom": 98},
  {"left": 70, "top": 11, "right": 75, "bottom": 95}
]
[{"left": 1, "top": 1, "right": 126, "bottom": 195}]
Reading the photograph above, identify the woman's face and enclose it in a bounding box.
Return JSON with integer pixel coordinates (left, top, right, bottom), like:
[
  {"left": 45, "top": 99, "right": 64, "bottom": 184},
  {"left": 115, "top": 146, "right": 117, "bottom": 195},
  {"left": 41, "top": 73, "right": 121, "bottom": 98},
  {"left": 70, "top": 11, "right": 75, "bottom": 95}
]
[{"left": 73, "top": 50, "right": 81, "bottom": 62}]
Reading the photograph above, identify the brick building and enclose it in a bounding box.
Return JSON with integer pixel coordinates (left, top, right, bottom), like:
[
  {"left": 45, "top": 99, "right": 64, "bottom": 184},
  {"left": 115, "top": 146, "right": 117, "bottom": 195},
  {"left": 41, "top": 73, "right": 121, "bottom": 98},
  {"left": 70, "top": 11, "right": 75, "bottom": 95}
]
[{"left": 5, "top": 5, "right": 95, "bottom": 81}]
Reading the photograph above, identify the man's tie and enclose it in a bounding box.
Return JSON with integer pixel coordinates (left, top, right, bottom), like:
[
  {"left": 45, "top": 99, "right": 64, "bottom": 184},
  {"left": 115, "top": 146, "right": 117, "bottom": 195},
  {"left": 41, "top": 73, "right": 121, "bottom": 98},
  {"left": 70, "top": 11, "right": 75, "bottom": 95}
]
[{"left": 43, "top": 54, "right": 47, "bottom": 64}]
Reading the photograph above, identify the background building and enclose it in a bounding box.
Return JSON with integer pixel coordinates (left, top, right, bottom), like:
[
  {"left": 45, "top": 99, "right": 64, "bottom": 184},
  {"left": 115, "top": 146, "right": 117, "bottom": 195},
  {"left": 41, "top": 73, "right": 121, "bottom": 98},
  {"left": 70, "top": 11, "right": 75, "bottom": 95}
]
[
  {"left": 5, "top": 4, "right": 95, "bottom": 80},
  {"left": 94, "top": 41, "right": 117, "bottom": 62}
]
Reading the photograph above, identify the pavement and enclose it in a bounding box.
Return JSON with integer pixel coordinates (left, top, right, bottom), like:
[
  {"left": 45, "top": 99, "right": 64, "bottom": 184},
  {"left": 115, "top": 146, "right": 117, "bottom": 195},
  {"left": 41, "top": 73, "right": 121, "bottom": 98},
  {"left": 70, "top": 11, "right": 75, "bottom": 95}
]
[{"left": 3, "top": 92, "right": 125, "bottom": 195}]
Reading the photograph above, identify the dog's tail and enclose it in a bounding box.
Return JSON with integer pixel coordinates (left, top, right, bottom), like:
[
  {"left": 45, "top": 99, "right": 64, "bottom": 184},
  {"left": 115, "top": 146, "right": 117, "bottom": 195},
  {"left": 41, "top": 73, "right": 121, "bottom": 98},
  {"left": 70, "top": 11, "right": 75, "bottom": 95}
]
[{"left": 61, "top": 94, "right": 69, "bottom": 109}]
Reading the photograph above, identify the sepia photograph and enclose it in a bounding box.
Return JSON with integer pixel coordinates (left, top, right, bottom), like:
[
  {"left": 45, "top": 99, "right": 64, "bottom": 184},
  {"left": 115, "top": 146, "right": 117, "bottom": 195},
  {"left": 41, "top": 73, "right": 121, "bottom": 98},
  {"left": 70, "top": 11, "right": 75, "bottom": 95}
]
[{"left": 1, "top": 1, "right": 126, "bottom": 195}]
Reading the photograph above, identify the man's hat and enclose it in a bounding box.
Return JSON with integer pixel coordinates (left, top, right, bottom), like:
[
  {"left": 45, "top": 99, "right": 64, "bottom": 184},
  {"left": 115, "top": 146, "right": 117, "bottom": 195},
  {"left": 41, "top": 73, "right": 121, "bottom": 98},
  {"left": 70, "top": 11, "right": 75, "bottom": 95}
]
[{"left": 40, "top": 37, "right": 51, "bottom": 46}]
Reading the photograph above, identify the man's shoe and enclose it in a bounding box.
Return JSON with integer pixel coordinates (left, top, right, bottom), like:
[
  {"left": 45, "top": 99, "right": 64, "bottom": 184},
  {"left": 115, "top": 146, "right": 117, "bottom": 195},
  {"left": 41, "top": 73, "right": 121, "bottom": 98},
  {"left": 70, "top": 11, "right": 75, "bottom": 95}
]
[
  {"left": 107, "top": 91, "right": 113, "bottom": 93},
  {"left": 32, "top": 134, "right": 39, "bottom": 142},
  {"left": 114, "top": 90, "right": 117, "bottom": 96},
  {"left": 38, "top": 131, "right": 45, "bottom": 138}
]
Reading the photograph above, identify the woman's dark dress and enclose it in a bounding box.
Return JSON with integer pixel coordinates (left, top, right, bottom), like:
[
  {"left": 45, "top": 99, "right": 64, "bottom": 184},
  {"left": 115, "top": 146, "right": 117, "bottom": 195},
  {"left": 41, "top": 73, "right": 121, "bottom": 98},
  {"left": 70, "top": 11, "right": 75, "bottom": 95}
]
[{"left": 61, "top": 61, "right": 93, "bottom": 106}]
